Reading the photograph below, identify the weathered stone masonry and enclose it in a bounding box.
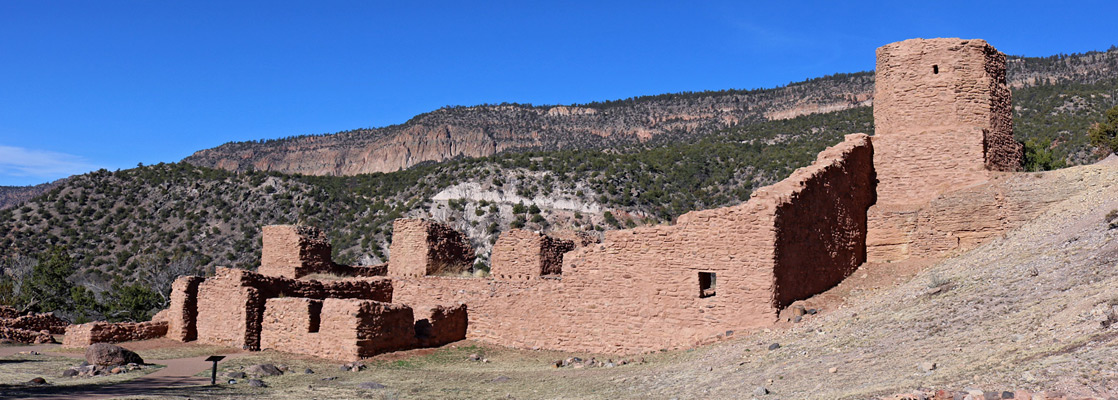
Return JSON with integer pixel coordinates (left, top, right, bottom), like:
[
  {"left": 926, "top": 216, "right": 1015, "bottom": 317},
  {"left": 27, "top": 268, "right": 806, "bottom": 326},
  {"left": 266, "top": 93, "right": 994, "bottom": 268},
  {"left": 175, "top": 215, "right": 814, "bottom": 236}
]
[
  {"left": 868, "top": 38, "right": 1026, "bottom": 262},
  {"left": 71, "top": 37, "right": 1036, "bottom": 360},
  {"left": 391, "top": 133, "right": 876, "bottom": 353}
]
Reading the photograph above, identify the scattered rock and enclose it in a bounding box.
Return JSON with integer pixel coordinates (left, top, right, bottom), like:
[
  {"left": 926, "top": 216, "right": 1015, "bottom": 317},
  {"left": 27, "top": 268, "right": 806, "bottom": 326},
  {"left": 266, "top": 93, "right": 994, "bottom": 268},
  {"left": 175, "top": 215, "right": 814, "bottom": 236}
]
[
  {"left": 793, "top": 315, "right": 803, "bottom": 323},
  {"left": 828, "top": 367, "right": 838, "bottom": 374},
  {"left": 321, "top": 376, "right": 338, "bottom": 381},
  {"left": 28, "top": 377, "right": 47, "bottom": 385},
  {"left": 227, "top": 379, "right": 237, "bottom": 384},
  {"left": 768, "top": 343, "right": 781, "bottom": 351},
  {"left": 247, "top": 364, "right": 284, "bottom": 377},
  {"left": 468, "top": 353, "right": 482, "bottom": 361},
  {"left": 85, "top": 343, "right": 144, "bottom": 366},
  {"left": 339, "top": 362, "right": 366, "bottom": 372},
  {"left": 792, "top": 305, "right": 807, "bottom": 316},
  {"left": 226, "top": 371, "right": 246, "bottom": 379},
  {"left": 807, "top": 308, "right": 818, "bottom": 315},
  {"left": 61, "top": 369, "right": 79, "bottom": 378},
  {"left": 753, "top": 386, "right": 769, "bottom": 396},
  {"left": 110, "top": 367, "right": 123, "bottom": 374},
  {"left": 248, "top": 379, "right": 266, "bottom": 388},
  {"left": 357, "top": 381, "right": 386, "bottom": 389},
  {"left": 304, "top": 368, "right": 314, "bottom": 374},
  {"left": 919, "top": 361, "right": 937, "bottom": 372}
]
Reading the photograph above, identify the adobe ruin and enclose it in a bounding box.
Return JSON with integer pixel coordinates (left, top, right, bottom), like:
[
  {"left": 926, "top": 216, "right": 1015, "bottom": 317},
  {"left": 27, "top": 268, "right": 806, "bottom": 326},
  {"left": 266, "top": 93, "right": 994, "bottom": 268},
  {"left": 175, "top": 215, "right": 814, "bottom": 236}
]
[
  {"left": 867, "top": 38, "right": 1027, "bottom": 262},
  {"left": 64, "top": 37, "right": 1034, "bottom": 359}
]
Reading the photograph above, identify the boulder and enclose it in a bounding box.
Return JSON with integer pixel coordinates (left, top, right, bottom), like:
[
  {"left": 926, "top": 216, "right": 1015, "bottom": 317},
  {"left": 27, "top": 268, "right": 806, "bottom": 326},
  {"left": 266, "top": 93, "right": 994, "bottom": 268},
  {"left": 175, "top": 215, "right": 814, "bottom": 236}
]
[
  {"left": 246, "top": 364, "right": 283, "bottom": 377},
  {"left": 84, "top": 343, "right": 143, "bottom": 366}
]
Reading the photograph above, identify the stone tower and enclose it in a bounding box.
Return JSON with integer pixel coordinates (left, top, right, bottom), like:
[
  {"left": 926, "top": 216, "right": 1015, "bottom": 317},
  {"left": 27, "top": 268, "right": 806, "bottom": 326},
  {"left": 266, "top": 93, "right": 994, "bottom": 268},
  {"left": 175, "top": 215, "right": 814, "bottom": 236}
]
[{"left": 872, "top": 38, "right": 1022, "bottom": 205}]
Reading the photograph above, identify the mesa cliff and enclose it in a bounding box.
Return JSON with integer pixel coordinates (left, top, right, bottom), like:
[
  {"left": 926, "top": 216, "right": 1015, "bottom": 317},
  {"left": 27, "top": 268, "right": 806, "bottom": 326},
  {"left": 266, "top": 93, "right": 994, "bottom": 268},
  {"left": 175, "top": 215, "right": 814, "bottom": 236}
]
[{"left": 181, "top": 48, "right": 1118, "bottom": 177}]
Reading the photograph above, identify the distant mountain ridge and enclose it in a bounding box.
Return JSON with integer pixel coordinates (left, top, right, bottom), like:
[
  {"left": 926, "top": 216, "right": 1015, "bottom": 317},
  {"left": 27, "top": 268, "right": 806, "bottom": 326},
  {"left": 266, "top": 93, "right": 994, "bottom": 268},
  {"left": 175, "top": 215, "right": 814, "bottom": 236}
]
[{"left": 182, "top": 47, "right": 1118, "bottom": 177}]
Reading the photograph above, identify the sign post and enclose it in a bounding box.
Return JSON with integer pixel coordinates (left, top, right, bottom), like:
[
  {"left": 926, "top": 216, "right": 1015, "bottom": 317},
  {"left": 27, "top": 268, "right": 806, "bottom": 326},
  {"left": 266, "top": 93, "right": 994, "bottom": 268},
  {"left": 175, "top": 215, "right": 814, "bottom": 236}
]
[{"left": 205, "top": 355, "right": 226, "bottom": 385}]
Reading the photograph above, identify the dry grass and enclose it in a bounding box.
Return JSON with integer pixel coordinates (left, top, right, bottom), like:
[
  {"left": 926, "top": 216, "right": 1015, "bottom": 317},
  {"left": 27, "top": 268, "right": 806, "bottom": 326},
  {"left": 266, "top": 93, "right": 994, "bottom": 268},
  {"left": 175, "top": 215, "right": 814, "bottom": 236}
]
[
  {"left": 0, "top": 353, "right": 161, "bottom": 386},
  {"left": 117, "top": 341, "right": 672, "bottom": 399}
]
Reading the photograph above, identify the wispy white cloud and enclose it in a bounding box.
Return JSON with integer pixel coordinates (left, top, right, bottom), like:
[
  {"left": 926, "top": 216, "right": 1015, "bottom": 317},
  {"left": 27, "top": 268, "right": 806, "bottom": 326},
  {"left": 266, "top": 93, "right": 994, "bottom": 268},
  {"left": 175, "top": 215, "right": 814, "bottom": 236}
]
[{"left": 0, "top": 145, "right": 101, "bottom": 183}]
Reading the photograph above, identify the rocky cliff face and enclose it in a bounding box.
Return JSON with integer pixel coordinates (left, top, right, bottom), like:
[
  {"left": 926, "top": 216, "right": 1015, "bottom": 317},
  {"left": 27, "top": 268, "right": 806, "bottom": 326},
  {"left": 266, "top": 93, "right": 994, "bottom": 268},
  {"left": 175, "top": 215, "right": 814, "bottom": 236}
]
[
  {"left": 182, "top": 74, "right": 876, "bottom": 176},
  {"left": 183, "top": 49, "right": 1117, "bottom": 177}
]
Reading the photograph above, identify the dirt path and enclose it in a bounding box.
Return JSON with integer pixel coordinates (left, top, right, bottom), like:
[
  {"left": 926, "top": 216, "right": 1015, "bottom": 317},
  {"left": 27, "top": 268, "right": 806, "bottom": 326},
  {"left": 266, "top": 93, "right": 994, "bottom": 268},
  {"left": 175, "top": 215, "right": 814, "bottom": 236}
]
[{"left": 1, "top": 344, "right": 246, "bottom": 399}]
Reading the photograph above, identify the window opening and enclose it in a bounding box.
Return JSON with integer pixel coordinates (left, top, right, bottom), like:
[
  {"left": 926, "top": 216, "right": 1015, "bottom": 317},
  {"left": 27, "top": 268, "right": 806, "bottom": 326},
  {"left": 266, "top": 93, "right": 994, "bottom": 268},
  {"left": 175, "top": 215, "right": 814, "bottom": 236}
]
[
  {"left": 308, "top": 301, "right": 322, "bottom": 333},
  {"left": 933, "top": 65, "right": 939, "bottom": 74},
  {"left": 699, "top": 272, "right": 716, "bottom": 298}
]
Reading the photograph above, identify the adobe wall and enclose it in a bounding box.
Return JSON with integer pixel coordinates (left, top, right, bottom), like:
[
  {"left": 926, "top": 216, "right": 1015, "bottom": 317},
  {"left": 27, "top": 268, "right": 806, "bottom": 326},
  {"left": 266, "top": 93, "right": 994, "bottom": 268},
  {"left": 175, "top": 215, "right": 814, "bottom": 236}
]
[
  {"left": 194, "top": 268, "right": 392, "bottom": 350},
  {"left": 490, "top": 229, "right": 575, "bottom": 279},
  {"left": 387, "top": 219, "right": 475, "bottom": 277},
  {"left": 393, "top": 134, "right": 876, "bottom": 354},
  {"left": 868, "top": 38, "right": 1025, "bottom": 263},
  {"left": 165, "top": 276, "right": 202, "bottom": 342},
  {"left": 259, "top": 298, "right": 466, "bottom": 361},
  {"left": 61, "top": 321, "right": 169, "bottom": 347},
  {"left": 873, "top": 38, "right": 1021, "bottom": 206},
  {"left": 771, "top": 134, "right": 876, "bottom": 306},
  {"left": 413, "top": 304, "right": 468, "bottom": 348},
  {"left": 868, "top": 170, "right": 1090, "bottom": 261}
]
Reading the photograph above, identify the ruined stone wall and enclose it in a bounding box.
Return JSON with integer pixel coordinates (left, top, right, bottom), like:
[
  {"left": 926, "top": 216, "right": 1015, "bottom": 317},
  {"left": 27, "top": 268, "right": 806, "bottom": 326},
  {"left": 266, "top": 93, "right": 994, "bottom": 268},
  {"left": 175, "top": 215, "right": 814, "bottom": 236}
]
[
  {"left": 260, "top": 298, "right": 465, "bottom": 361},
  {"left": 772, "top": 134, "right": 877, "bottom": 307},
  {"left": 259, "top": 225, "right": 335, "bottom": 278},
  {"left": 0, "top": 312, "right": 69, "bottom": 334},
  {"left": 387, "top": 219, "right": 434, "bottom": 278},
  {"left": 0, "top": 306, "right": 19, "bottom": 319},
  {"left": 868, "top": 38, "right": 1027, "bottom": 263},
  {"left": 0, "top": 327, "right": 55, "bottom": 344},
  {"left": 413, "top": 304, "right": 468, "bottom": 348},
  {"left": 873, "top": 38, "right": 1020, "bottom": 206},
  {"left": 166, "top": 276, "right": 202, "bottom": 342},
  {"left": 393, "top": 134, "right": 876, "bottom": 354},
  {"left": 260, "top": 297, "right": 321, "bottom": 355},
  {"left": 388, "top": 219, "right": 475, "bottom": 277},
  {"left": 194, "top": 268, "right": 392, "bottom": 350},
  {"left": 490, "top": 229, "right": 575, "bottom": 279},
  {"left": 62, "top": 321, "right": 169, "bottom": 347},
  {"left": 868, "top": 170, "right": 1093, "bottom": 261}
]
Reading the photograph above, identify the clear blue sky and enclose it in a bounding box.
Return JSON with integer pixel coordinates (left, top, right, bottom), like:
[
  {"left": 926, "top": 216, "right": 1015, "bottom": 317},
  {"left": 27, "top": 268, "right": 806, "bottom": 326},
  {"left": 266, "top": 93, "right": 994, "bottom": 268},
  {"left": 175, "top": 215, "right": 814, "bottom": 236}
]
[{"left": 1, "top": 1, "right": 1115, "bottom": 186}]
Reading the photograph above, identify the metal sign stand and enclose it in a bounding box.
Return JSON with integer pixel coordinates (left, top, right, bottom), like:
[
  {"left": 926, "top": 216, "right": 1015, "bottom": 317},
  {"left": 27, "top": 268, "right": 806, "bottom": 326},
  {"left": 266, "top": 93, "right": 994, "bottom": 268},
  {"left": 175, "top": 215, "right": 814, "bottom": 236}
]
[{"left": 205, "top": 355, "right": 226, "bottom": 385}]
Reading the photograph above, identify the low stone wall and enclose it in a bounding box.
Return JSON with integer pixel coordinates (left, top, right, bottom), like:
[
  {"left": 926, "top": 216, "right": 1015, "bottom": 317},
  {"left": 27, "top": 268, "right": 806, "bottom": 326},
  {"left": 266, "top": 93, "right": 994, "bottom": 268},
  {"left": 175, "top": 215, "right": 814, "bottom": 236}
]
[
  {"left": 0, "top": 312, "right": 69, "bottom": 335},
  {"left": 0, "top": 306, "right": 20, "bottom": 319},
  {"left": 62, "top": 321, "right": 169, "bottom": 347},
  {"left": 413, "top": 304, "right": 468, "bottom": 348},
  {"left": 194, "top": 268, "right": 393, "bottom": 350},
  {"left": 0, "top": 327, "right": 55, "bottom": 344},
  {"left": 261, "top": 298, "right": 427, "bottom": 361}
]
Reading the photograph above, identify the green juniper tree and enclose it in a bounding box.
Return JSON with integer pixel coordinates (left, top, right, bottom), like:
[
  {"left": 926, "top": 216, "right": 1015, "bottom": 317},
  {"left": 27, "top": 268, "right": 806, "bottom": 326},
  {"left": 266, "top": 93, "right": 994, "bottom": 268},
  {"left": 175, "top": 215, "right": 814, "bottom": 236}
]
[{"left": 1088, "top": 105, "right": 1118, "bottom": 155}]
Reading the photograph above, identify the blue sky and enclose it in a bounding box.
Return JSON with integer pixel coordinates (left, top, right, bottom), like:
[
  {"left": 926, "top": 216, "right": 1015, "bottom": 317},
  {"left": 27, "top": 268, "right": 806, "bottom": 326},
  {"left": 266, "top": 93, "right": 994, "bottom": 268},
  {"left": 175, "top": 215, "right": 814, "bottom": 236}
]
[{"left": 1, "top": 1, "right": 1115, "bottom": 186}]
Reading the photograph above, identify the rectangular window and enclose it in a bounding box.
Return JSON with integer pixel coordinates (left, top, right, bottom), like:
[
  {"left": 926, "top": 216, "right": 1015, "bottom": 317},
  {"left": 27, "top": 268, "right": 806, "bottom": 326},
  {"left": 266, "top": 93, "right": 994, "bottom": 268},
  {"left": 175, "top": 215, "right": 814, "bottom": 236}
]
[
  {"left": 308, "top": 301, "right": 322, "bottom": 333},
  {"left": 699, "top": 272, "right": 716, "bottom": 298}
]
